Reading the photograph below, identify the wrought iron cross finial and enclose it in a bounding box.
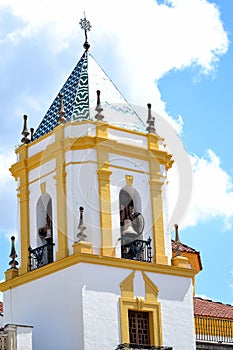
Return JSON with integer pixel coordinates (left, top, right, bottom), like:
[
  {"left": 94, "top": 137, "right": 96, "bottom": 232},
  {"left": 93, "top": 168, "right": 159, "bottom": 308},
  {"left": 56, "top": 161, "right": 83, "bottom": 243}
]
[{"left": 79, "top": 14, "right": 91, "bottom": 51}]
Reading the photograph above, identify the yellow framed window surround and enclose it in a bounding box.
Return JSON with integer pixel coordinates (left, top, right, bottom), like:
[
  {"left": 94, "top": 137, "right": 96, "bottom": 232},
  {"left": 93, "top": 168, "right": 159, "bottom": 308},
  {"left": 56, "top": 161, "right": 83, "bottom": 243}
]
[{"left": 119, "top": 271, "right": 163, "bottom": 347}]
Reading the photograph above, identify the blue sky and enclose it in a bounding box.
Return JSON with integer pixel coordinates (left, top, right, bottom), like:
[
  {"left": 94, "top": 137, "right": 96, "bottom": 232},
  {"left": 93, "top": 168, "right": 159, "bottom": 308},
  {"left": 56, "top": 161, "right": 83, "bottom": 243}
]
[{"left": 0, "top": 0, "right": 233, "bottom": 304}]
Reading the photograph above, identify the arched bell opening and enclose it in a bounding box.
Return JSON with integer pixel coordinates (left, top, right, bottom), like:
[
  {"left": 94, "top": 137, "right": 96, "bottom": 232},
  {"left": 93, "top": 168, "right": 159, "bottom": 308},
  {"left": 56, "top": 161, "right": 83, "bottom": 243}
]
[
  {"left": 29, "top": 194, "right": 54, "bottom": 270},
  {"left": 119, "top": 187, "right": 152, "bottom": 262},
  {"left": 119, "top": 187, "right": 143, "bottom": 241},
  {"left": 37, "top": 195, "right": 53, "bottom": 245}
]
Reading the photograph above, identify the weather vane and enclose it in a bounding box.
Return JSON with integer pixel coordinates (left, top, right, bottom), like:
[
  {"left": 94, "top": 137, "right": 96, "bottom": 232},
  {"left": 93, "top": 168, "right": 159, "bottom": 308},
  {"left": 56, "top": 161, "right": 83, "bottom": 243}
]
[{"left": 79, "top": 13, "right": 91, "bottom": 51}]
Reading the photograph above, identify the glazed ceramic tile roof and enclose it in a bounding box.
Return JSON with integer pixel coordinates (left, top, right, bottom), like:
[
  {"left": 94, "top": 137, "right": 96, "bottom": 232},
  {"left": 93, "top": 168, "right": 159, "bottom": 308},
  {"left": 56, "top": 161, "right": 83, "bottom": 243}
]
[{"left": 33, "top": 50, "right": 145, "bottom": 140}]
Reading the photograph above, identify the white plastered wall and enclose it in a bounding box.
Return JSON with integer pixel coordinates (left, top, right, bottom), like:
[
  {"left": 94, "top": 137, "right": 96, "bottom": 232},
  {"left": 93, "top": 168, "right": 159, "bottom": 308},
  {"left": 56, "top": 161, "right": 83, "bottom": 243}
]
[
  {"left": 28, "top": 134, "right": 55, "bottom": 158},
  {"left": 3, "top": 263, "right": 195, "bottom": 350},
  {"left": 108, "top": 127, "right": 148, "bottom": 148},
  {"left": 65, "top": 149, "right": 100, "bottom": 254},
  {"left": 64, "top": 122, "right": 96, "bottom": 139},
  {"left": 16, "top": 326, "right": 33, "bottom": 350}
]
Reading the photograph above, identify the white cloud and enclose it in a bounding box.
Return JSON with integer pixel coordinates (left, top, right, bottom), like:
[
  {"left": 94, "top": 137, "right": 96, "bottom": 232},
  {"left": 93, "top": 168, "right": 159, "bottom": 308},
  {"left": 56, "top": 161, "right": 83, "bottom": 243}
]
[
  {"left": 168, "top": 150, "right": 233, "bottom": 230},
  {"left": 0, "top": 0, "right": 228, "bottom": 133},
  {"left": 0, "top": 151, "right": 15, "bottom": 185},
  {"left": 195, "top": 294, "right": 214, "bottom": 301},
  {"left": 0, "top": 151, "right": 17, "bottom": 238},
  {"left": 0, "top": 0, "right": 231, "bottom": 235},
  {"left": 0, "top": 0, "right": 228, "bottom": 73}
]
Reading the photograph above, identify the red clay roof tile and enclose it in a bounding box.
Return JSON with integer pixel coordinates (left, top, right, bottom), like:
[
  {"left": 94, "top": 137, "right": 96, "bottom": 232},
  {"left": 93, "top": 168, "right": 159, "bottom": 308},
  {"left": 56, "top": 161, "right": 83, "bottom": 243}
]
[
  {"left": 171, "top": 240, "right": 199, "bottom": 253},
  {"left": 194, "top": 297, "right": 233, "bottom": 319}
]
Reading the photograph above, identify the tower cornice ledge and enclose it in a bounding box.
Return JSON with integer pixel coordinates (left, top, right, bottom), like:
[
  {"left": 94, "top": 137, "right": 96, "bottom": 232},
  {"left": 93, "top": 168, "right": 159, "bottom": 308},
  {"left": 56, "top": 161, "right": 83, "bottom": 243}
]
[
  {"left": 0, "top": 253, "right": 196, "bottom": 292},
  {"left": 9, "top": 122, "right": 173, "bottom": 179}
]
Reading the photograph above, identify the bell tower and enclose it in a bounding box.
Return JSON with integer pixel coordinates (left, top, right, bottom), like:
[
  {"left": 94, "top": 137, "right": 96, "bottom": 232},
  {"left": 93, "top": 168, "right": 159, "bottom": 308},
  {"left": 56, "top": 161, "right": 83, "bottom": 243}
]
[{"left": 0, "top": 17, "right": 197, "bottom": 350}]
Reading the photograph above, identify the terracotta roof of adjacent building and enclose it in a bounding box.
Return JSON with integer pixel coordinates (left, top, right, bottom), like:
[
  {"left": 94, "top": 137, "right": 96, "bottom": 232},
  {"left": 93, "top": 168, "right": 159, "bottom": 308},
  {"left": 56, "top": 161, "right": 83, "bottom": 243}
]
[
  {"left": 194, "top": 297, "right": 233, "bottom": 319},
  {"left": 171, "top": 240, "right": 199, "bottom": 253},
  {"left": 0, "top": 302, "right": 3, "bottom": 313}
]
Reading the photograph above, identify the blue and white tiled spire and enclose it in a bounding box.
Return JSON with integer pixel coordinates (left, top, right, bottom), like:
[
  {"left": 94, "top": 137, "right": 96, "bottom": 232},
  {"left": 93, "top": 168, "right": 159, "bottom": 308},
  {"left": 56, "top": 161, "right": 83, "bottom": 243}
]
[
  {"left": 33, "top": 51, "right": 89, "bottom": 140},
  {"left": 33, "top": 17, "right": 146, "bottom": 141}
]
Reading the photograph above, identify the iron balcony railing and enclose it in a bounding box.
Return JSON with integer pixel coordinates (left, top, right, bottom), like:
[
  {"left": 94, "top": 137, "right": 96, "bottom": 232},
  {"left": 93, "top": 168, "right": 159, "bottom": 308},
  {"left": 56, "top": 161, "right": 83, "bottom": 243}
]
[
  {"left": 116, "top": 344, "right": 172, "bottom": 350},
  {"left": 121, "top": 238, "right": 152, "bottom": 263},
  {"left": 29, "top": 242, "right": 55, "bottom": 270},
  {"left": 195, "top": 316, "right": 233, "bottom": 344}
]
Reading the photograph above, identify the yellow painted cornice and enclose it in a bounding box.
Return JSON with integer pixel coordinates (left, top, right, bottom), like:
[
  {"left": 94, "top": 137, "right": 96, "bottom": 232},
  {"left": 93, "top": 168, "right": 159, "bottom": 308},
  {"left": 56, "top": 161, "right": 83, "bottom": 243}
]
[
  {"left": 15, "top": 121, "right": 167, "bottom": 157},
  {"left": 0, "top": 254, "right": 196, "bottom": 292},
  {"left": 172, "top": 250, "right": 202, "bottom": 274},
  {"left": 71, "top": 136, "right": 98, "bottom": 150},
  {"left": 10, "top": 160, "right": 28, "bottom": 178},
  {"left": 10, "top": 134, "right": 172, "bottom": 179},
  {"left": 15, "top": 143, "right": 28, "bottom": 159}
]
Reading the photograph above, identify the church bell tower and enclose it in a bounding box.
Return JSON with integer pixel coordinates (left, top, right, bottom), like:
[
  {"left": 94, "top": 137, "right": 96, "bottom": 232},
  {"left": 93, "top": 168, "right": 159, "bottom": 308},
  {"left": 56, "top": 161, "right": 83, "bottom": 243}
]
[{"left": 0, "top": 17, "right": 197, "bottom": 350}]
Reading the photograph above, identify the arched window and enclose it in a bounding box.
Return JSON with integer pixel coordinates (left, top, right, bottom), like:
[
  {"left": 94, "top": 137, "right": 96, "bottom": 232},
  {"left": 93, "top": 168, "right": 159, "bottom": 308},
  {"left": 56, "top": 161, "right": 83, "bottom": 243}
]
[
  {"left": 37, "top": 194, "right": 53, "bottom": 244},
  {"left": 119, "top": 189, "right": 135, "bottom": 226},
  {"left": 119, "top": 187, "right": 149, "bottom": 261},
  {"left": 29, "top": 194, "right": 54, "bottom": 270},
  {"left": 119, "top": 187, "right": 143, "bottom": 238}
]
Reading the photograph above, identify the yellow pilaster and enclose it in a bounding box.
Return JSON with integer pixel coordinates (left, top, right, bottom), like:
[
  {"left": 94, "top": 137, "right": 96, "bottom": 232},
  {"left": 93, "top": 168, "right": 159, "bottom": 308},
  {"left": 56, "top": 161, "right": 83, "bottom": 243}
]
[
  {"left": 55, "top": 126, "right": 69, "bottom": 260},
  {"left": 147, "top": 133, "right": 159, "bottom": 151},
  {"left": 171, "top": 255, "right": 189, "bottom": 268},
  {"left": 5, "top": 269, "right": 18, "bottom": 281},
  {"left": 97, "top": 165, "right": 114, "bottom": 257},
  {"left": 18, "top": 187, "right": 30, "bottom": 275},
  {"left": 96, "top": 125, "right": 114, "bottom": 256},
  {"left": 96, "top": 121, "right": 108, "bottom": 140},
  {"left": 15, "top": 146, "right": 30, "bottom": 276},
  {"left": 150, "top": 178, "right": 168, "bottom": 265},
  {"left": 72, "top": 241, "right": 93, "bottom": 254},
  {"left": 148, "top": 135, "right": 168, "bottom": 265}
]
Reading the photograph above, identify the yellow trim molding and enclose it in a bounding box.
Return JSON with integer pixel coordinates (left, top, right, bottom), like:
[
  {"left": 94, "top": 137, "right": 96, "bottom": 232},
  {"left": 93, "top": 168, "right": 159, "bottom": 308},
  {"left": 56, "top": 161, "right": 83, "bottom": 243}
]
[
  {"left": 96, "top": 121, "right": 108, "bottom": 140},
  {"left": 5, "top": 269, "right": 19, "bottom": 281},
  {"left": 0, "top": 253, "right": 196, "bottom": 292},
  {"left": 97, "top": 165, "right": 114, "bottom": 257},
  {"left": 40, "top": 182, "right": 46, "bottom": 194},
  {"left": 54, "top": 126, "right": 69, "bottom": 260},
  {"left": 125, "top": 175, "right": 133, "bottom": 187},
  {"left": 72, "top": 241, "right": 93, "bottom": 255},
  {"left": 11, "top": 130, "right": 173, "bottom": 179},
  {"left": 142, "top": 271, "right": 159, "bottom": 301},
  {"left": 120, "top": 271, "right": 135, "bottom": 299},
  {"left": 18, "top": 171, "right": 30, "bottom": 275},
  {"left": 149, "top": 162, "right": 168, "bottom": 265},
  {"left": 171, "top": 255, "right": 189, "bottom": 268},
  {"left": 172, "top": 250, "right": 202, "bottom": 274},
  {"left": 119, "top": 271, "right": 162, "bottom": 346},
  {"left": 96, "top": 133, "right": 114, "bottom": 257}
]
